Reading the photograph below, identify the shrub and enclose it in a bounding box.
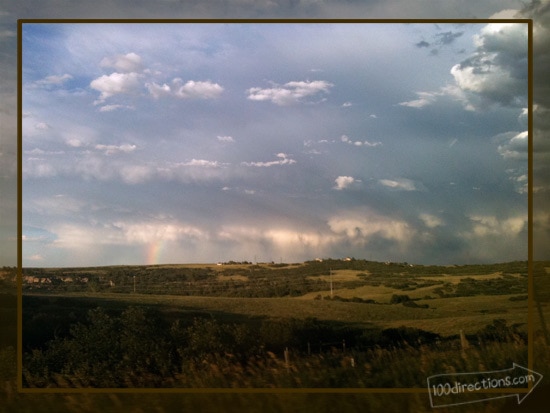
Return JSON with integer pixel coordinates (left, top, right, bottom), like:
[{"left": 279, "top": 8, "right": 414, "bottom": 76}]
[
  {"left": 390, "top": 294, "right": 411, "bottom": 304},
  {"left": 476, "top": 319, "right": 526, "bottom": 343},
  {"left": 402, "top": 300, "right": 429, "bottom": 309}
]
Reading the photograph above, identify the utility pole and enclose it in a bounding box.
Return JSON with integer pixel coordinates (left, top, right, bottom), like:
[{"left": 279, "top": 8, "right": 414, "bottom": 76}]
[{"left": 330, "top": 268, "right": 333, "bottom": 298}]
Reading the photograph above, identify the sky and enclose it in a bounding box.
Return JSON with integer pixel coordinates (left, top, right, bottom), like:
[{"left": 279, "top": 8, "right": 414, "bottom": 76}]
[{"left": 19, "top": 21, "right": 529, "bottom": 267}]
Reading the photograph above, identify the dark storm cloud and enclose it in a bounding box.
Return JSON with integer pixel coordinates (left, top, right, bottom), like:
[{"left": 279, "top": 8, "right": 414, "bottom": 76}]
[
  {"left": 521, "top": 0, "right": 550, "bottom": 106},
  {"left": 435, "top": 30, "right": 464, "bottom": 45},
  {"left": 449, "top": 23, "right": 528, "bottom": 109},
  {"left": 415, "top": 40, "right": 430, "bottom": 48}
]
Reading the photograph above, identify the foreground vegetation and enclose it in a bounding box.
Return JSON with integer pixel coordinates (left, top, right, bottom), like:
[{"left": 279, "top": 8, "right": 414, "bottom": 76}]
[
  {"left": 18, "top": 259, "right": 533, "bottom": 388},
  {"left": 22, "top": 302, "right": 527, "bottom": 388},
  {"left": 1, "top": 262, "right": 550, "bottom": 411},
  {"left": 18, "top": 259, "right": 527, "bottom": 388}
]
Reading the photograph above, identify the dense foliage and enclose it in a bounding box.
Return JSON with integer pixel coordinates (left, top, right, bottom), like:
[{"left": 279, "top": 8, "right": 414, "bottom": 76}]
[{"left": 22, "top": 302, "right": 527, "bottom": 388}]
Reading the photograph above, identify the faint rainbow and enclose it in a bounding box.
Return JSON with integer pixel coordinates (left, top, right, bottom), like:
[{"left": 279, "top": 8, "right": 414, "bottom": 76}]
[{"left": 146, "top": 240, "right": 164, "bottom": 265}]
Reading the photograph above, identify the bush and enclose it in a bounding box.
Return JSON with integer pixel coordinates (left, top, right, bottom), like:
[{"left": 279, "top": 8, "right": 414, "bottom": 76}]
[
  {"left": 390, "top": 294, "right": 411, "bottom": 304},
  {"left": 402, "top": 300, "right": 429, "bottom": 309},
  {"left": 24, "top": 306, "right": 177, "bottom": 387},
  {"left": 476, "top": 319, "right": 526, "bottom": 343}
]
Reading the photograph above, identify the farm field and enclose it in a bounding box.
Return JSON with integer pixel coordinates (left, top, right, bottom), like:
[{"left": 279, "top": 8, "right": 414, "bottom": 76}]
[
  {"left": 23, "top": 290, "right": 530, "bottom": 336},
  {"left": 22, "top": 258, "right": 532, "bottom": 333},
  {"left": 17, "top": 259, "right": 546, "bottom": 389}
]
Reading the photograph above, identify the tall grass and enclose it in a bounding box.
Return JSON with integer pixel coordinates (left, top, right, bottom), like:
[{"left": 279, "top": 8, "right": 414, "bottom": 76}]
[
  {"left": 22, "top": 336, "right": 528, "bottom": 389},
  {"left": 8, "top": 337, "right": 546, "bottom": 413}
]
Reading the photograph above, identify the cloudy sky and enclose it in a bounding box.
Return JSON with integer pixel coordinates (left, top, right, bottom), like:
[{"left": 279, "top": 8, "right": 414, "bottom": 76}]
[{"left": 19, "top": 20, "right": 530, "bottom": 267}]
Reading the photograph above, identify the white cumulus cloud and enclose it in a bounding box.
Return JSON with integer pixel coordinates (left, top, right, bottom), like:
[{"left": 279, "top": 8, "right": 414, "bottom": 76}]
[
  {"left": 100, "top": 52, "right": 143, "bottom": 73},
  {"left": 465, "top": 214, "right": 526, "bottom": 238},
  {"left": 146, "top": 82, "right": 172, "bottom": 99},
  {"left": 146, "top": 79, "right": 224, "bottom": 100},
  {"left": 327, "top": 209, "right": 415, "bottom": 246},
  {"left": 95, "top": 143, "right": 137, "bottom": 155},
  {"left": 242, "top": 153, "right": 296, "bottom": 167},
  {"left": 495, "top": 131, "right": 528, "bottom": 160},
  {"left": 450, "top": 23, "right": 528, "bottom": 109},
  {"left": 333, "top": 176, "right": 356, "bottom": 190},
  {"left": 399, "top": 23, "right": 527, "bottom": 111},
  {"left": 90, "top": 72, "right": 141, "bottom": 103},
  {"left": 173, "top": 79, "right": 224, "bottom": 99},
  {"left": 247, "top": 80, "right": 333, "bottom": 106}
]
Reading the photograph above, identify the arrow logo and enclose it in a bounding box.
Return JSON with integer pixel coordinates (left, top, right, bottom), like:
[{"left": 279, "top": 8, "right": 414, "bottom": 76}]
[{"left": 427, "top": 363, "right": 543, "bottom": 408}]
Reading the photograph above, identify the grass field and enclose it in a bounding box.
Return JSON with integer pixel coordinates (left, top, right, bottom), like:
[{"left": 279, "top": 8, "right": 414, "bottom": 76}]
[
  {"left": 17, "top": 260, "right": 546, "bottom": 389},
  {"left": 0, "top": 261, "right": 547, "bottom": 409},
  {"left": 20, "top": 260, "right": 533, "bottom": 335},
  {"left": 23, "top": 287, "right": 530, "bottom": 337}
]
